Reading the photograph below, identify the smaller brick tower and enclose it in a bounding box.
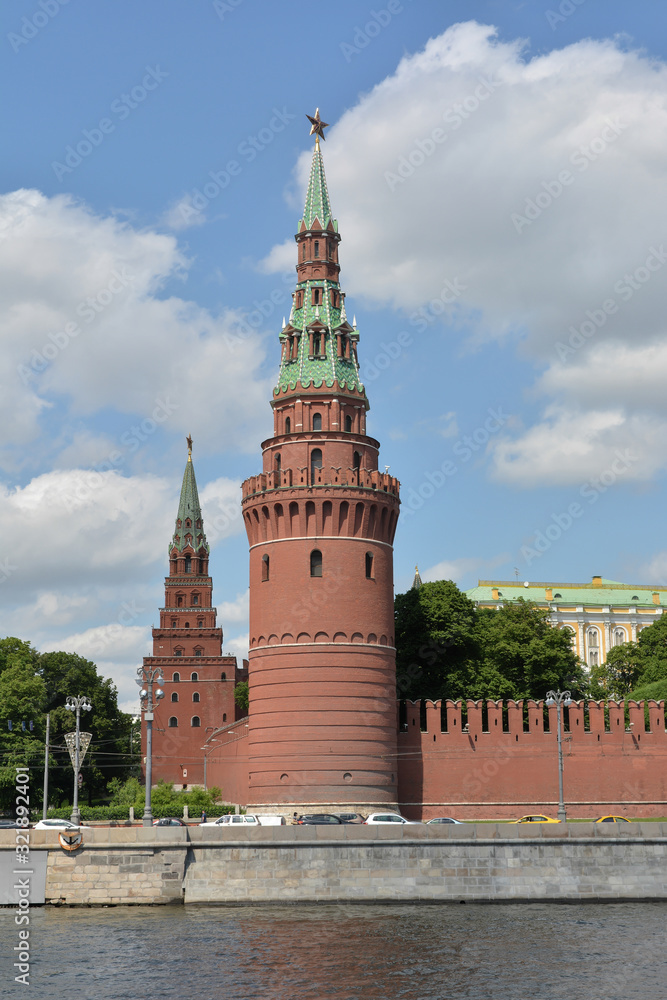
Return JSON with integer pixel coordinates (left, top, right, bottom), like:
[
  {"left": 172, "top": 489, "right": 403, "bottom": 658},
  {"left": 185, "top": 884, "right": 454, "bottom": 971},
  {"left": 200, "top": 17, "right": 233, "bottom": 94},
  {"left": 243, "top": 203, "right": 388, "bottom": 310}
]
[{"left": 143, "top": 439, "right": 237, "bottom": 789}]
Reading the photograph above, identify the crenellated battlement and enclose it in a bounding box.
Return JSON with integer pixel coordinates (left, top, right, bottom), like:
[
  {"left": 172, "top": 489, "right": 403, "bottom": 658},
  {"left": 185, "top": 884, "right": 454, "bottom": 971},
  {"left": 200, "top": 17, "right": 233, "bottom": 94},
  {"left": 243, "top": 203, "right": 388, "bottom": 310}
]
[{"left": 242, "top": 466, "right": 400, "bottom": 499}]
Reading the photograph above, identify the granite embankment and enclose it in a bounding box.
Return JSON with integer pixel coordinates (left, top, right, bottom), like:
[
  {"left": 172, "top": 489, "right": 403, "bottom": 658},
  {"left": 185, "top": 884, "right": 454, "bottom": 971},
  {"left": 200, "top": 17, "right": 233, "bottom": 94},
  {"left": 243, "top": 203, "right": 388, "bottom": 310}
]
[{"left": 1, "top": 823, "right": 665, "bottom": 905}]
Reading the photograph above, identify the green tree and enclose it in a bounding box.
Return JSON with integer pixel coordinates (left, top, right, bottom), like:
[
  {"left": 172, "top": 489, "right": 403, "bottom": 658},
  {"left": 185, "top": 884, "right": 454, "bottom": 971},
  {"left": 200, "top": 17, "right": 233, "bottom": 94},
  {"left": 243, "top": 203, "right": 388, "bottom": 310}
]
[
  {"left": 394, "top": 581, "right": 480, "bottom": 701},
  {"left": 475, "top": 600, "right": 586, "bottom": 701},
  {"left": 0, "top": 659, "right": 47, "bottom": 810},
  {"left": 590, "top": 642, "right": 642, "bottom": 698},
  {"left": 234, "top": 680, "right": 249, "bottom": 713},
  {"left": 633, "top": 615, "right": 667, "bottom": 686}
]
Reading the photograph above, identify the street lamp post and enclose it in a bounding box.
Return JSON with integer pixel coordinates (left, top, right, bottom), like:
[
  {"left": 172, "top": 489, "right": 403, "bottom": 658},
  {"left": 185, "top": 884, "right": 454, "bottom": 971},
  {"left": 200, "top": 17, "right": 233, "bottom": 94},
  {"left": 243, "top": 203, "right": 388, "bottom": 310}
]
[
  {"left": 136, "top": 666, "right": 165, "bottom": 827},
  {"left": 64, "top": 695, "right": 92, "bottom": 825},
  {"left": 545, "top": 689, "right": 573, "bottom": 822}
]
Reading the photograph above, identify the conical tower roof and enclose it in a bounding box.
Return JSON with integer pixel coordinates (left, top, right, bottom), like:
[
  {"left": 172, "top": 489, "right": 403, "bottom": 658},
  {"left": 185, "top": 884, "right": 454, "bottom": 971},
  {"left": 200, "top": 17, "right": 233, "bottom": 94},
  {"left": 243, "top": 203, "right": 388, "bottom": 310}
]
[
  {"left": 300, "top": 145, "right": 333, "bottom": 231},
  {"left": 169, "top": 437, "right": 209, "bottom": 554},
  {"left": 412, "top": 565, "right": 423, "bottom": 590}
]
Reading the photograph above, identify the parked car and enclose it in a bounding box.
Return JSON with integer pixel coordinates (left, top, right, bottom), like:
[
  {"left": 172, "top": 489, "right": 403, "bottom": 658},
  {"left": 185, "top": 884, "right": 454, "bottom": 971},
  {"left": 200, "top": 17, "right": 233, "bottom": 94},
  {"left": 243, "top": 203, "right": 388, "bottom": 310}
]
[
  {"left": 364, "top": 812, "right": 420, "bottom": 825},
  {"left": 335, "top": 812, "right": 366, "bottom": 824},
  {"left": 256, "top": 814, "right": 286, "bottom": 826},
  {"left": 295, "top": 814, "right": 342, "bottom": 825},
  {"left": 596, "top": 815, "right": 631, "bottom": 823},
  {"left": 152, "top": 817, "right": 185, "bottom": 826},
  {"left": 513, "top": 815, "right": 561, "bottom": 824},
  {"left": 33, "top": 818, "right": 91, "bottom": 830},
  {"left": 426, "top": 817, "right": 464, "bottom": 824},
  {"left": 200, "top": 813, "right": 260, "bottom": 826},
  {"left": 0, "top": 818, "right": 24, "bottom": 828}
]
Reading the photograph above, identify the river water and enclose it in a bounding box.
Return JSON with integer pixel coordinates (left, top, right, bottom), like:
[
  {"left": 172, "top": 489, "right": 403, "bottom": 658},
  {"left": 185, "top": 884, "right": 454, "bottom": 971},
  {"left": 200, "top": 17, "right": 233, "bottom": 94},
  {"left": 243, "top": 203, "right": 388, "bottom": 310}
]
[{"left": 1, "top": 902, "right": 665, "bottom": 999}]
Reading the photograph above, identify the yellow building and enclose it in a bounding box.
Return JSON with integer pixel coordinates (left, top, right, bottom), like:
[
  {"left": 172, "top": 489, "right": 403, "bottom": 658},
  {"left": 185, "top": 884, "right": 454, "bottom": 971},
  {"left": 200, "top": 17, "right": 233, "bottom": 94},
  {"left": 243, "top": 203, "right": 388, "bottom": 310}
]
[{"left": 466, "top": 575, "right": 666, "bottom": 667}]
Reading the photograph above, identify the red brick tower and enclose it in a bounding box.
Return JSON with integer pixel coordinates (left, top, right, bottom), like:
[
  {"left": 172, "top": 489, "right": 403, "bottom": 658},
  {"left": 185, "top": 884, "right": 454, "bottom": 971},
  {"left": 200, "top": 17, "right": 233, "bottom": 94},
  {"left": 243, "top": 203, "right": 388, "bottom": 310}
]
[
  {"left": 241, "top": 113, "right": 401, "bottom": 812},
  {"left": 143, "top": 439, "right": 237, "bottom": 788}
]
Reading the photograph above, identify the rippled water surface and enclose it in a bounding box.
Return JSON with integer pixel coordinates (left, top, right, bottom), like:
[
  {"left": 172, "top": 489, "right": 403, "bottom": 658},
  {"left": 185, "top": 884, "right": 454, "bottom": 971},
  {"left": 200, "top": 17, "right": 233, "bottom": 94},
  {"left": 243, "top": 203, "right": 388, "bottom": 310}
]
[{"left": 1, "top": 902, "right": 665, "bottom": 999}]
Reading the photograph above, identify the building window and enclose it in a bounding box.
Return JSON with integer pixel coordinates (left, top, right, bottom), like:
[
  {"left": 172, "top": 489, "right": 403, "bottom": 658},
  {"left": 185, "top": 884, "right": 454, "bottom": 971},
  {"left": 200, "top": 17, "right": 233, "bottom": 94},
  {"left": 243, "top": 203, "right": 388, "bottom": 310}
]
[
  {"left": 171, "top": 619, "right": 177, "bottom": 628},
  {"left": 184, "top": 622, "right": 190, "bottom": 629},
  {"left": 168, "top": 717, "right": 178, "bottom": 728},
  {"left": 314, "top": 240, "right": 319, "bottom": 257},
  {"left": 353, "top": 450, "right": 361, "bottom": 471},
  {"left": 310, "top": 549, "right": 323, "bottom": 578},
  {"left": 345, "top": 414, "right": 352, "bottom": 432},
  {"left": 185, "top": 555, "right": 191, "bottom": 573},
  {"left": 285, "top": 416, "right": 291, "bottom": 434},
  {"left": 172, "top": 672, "right": 180, "bottom": 682},
  {"left": 365, "top": 552, "right": 374, "bottom": 579},
  {"left": 175, "top": 649, "right": 182, "bottom": 657},
  {"left": 194, "top": 649, "right": 202, "bottom": 657},
  {"left": 588, "top": 628, "right": 599, "bottom": 647},
  {"left": 312, "top": 412, "right": 322, "bottom": 431},
  {"left": 191, "top": 717, "right": 200, "bottom": 727},
  {"left": 192, "top": 594, "right": 199, "bottom": 606},
  {"left": 223, "top": 713, "right": 227, "bottom": 722},
  {"left": 310, "top": 448, "right": 323, "bottom": 483},
  {"left": 177, "top": 596, "right": 183, "bottom": 607},
  {"left": 191, "top": 672, "right": 198, "bottom": 681},
  {"left": 193, "top": 692, "right": 200, "bottom": 703},
  {"left": 275, "top": 453, "right": 281, "bottom": 472},
  {"left": 613, "top": 628, "right": 626, "bottom": 646},
  {"left": 197, "top": 620, "right": 203, "bottom": 628},
  {"left": 262, "top": 554, "right": 270, "bottom": 582},
  {"left": 221, "top": 672, "right": 226, "bottom": 681},
  {"left": 171, "top": 692, "right": 178, "bottom": 702}
]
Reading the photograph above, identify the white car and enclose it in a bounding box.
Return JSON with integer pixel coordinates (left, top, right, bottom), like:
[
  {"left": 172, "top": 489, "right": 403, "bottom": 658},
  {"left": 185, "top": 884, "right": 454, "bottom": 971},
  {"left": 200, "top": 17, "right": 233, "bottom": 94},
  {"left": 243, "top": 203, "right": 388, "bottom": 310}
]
[
  {"left": 33, "top": 818, "right": 91, "bottom": 830},
  {"left": 364, "top": 812, "right": 421, "bottom": 825},
  {"left": 199, "top": 813, "right": 260, "bottom": 827}
]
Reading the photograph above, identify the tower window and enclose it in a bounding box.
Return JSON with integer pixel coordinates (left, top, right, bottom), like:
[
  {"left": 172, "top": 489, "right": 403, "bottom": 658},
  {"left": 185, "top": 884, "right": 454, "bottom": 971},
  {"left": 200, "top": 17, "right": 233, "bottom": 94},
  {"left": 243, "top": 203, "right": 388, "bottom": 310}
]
[
  {"left": 175, "top": 649, "right": 183, "bottom": 657},
  {"left": 312, "top": 333, "right": 321, "bottom": 355},
  {"left": 275, "top": 453, "right": 281, "bottom": 472},
  {"left": 314, "top": 240, "right": 319, "bottom": 257},
  {"left": 313, "top": 288, "right": 321, "bottom": 305},
  {"left": 310, "top": 448, "right": 323, "bottom": 483},
  {"left": 193, "top": 692, "right": 200, "bottom": 703},
  {"left": 345, "top": 414, "right": 352, "bottom": 432},
  {"left": 191, "top": 716, "right": 201, "bottom": 728},
  {"left": 185, "top": 555, "right": 191, "bottom": 573},
  {"left": 171, "top": 619, "right": 177, "bottom": 628},
  {"left": 172, "top": 672, "right": 180, "bottom": 682},
  {"left": 177, "top": 596, "right": 183, "bottom": 607},
  {"left": 302, "top": 244, "right": 306, "bottom": 259},
  {"left": 171, "top": 692, "right": 178, "bottom": 702},
  {"left": 191, "top": 672, "right": 198, "bottom": 681},
  {"left": 310, "top": 549, "right": 323, "bottom": 578},
  {"left": 365, "top": 552, "right": 374, "bottom": 579},
  {"left": 262, "top": 554, "right": 270, "bottom": 582},
  {"left": 312, "top": 412, "right": 322, "bottom": 431},
  {"left": 184, "top": 622, "right": 190, "bottom": 629},
  {"left": 192, "top": 594, "right": 199, "bottom": 606},
  {"left": 197, "top": 620, "right": 203, "bottom": 628},
  {"left": 285, "top": 416, "right": 291, "bottom": 434},
  {"left": 168, "top": 717, "right": 178, "bottom": 728},
  {"left": 221, "top": 672, "right": 226, "bottom": 680},
  {"left": 194, "top": 649, "right": 202, "bottom": 657},
  {"left": 353, "top": 451, "right": 361, "bottom": 471}
]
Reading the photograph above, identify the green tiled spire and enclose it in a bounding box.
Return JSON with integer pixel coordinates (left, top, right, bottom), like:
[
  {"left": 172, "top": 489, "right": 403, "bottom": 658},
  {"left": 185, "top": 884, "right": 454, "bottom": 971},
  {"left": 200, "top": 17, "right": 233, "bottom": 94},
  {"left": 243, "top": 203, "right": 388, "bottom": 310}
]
[
  {"left": 301, "top": 146, "right": 333, "bottom": 230},
  {"left": 169, "top": 441, "right": 209, "bottom": 555},
  {"left": 275, "top": 139, "right": 365, "bottom": 397}
]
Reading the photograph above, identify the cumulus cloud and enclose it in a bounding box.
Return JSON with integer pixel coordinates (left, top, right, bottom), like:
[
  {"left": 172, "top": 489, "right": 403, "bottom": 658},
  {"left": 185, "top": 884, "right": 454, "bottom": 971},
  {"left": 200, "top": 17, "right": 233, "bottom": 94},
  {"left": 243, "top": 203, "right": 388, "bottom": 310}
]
[
  {"left": 261, "top": 22, "right": 667, "bottom": 485},
  {"left": 0, "top": 189, "right": 272, "bottom": 468}
]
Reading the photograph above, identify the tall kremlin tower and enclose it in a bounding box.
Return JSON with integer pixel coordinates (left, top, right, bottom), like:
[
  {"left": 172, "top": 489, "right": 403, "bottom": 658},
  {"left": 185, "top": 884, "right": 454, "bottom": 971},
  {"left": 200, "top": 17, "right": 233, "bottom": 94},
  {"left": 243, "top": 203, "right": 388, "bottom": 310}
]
[
  {"left": 241, "top": 111, "right": 401, "bottom": 812},
  {"left": 143, "top": 439, "right": 237, "bottom": 788}
]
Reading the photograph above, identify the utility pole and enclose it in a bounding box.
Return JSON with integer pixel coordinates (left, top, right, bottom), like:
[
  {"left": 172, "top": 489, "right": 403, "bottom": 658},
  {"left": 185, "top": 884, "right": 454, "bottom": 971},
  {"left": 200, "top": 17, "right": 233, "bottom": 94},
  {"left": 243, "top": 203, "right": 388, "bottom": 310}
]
[{"left": 42, "top": 713, "right": 50, "bottom": 820}]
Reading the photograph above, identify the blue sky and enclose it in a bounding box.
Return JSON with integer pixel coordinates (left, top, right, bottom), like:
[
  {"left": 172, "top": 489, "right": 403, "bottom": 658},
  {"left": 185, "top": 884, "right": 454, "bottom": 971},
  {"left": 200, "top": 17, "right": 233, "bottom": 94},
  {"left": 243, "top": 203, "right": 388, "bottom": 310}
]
[{"left": 2, "top": 0, "right": 666, "bottom": 711}]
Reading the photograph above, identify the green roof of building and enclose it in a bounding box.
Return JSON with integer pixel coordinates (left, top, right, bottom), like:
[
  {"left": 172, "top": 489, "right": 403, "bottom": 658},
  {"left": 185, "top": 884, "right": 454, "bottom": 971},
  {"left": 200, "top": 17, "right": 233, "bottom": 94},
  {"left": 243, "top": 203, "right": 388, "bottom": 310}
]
[
  {"left": 466, "top": 578, "right": 667, "bottom": 607},
  {"left": 169, "top": 450, "right": 209, "bottom": 555},
  {"left": 274, "top": 142, "right": 365, "bottom": 397}
]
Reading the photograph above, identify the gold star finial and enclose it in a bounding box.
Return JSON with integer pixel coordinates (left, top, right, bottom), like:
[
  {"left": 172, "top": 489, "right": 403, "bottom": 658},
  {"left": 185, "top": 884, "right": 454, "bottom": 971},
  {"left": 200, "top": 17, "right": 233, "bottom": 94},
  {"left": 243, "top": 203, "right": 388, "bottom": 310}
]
[
  {"left": 306, "top": 108, "right": 330, "bottom": 149},
  {"left": 186, "top": 434, "right": 193, "bottom": 459}
]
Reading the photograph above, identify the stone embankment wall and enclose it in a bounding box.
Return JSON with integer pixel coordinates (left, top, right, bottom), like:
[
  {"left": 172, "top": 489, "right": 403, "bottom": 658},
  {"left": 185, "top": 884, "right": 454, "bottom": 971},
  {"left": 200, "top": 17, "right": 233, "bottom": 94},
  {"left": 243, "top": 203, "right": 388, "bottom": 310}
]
[{"left": 1, "top": 824, "right": 665, "bottom": 905}]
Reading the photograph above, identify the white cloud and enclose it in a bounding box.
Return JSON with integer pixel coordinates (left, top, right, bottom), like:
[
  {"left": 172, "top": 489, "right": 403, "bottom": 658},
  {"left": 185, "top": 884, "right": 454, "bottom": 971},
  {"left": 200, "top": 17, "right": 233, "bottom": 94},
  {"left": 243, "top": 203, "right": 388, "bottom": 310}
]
[
  {"left": 260, "top": 22, "right": 667, "bottom": 485},
  {"left": 0, "top": 189, "right": 273, "bottom": 467},
  {"left": 161, "top": 195, "right": 207, "bottom": 230},
  {"left": 421, "top": 553, "right": 507, "bottom": 585},
  {"left": 217, "top": 589, "right": 249, "bottom": 625}
]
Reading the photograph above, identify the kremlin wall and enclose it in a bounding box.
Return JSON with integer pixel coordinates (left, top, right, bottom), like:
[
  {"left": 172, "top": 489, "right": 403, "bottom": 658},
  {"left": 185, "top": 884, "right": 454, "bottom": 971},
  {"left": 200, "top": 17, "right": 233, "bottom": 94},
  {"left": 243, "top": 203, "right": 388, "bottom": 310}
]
[{"left": 142, "top": 116, "right": 666, "bottom": 822}]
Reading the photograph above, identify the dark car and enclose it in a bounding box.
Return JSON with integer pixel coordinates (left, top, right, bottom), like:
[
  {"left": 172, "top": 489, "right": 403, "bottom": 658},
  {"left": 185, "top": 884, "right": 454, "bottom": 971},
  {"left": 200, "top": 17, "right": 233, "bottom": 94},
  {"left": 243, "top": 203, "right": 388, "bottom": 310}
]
[
  {"left": 0, "top": 818, "right": 23, "bottom": 829},
  {"left": 335, "top": 812, "right": 366, "bottom": 824},
  {"left": 295, "top": 814, "right": 343, "bottom": 825},
  {"left": 152, "top": 817, "right": 186, "bottom": 826}
]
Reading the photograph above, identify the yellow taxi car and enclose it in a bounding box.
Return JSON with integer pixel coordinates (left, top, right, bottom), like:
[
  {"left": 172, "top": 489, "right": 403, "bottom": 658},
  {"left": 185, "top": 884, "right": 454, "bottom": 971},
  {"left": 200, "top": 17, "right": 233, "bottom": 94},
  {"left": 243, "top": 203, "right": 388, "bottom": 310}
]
[
  {"left": 596, "top": 815, "right": 631, "bottom": 823},
  {"left": 513, "top": 814, "right": 561, "bottom": 824}
]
